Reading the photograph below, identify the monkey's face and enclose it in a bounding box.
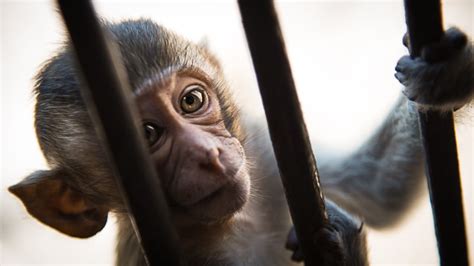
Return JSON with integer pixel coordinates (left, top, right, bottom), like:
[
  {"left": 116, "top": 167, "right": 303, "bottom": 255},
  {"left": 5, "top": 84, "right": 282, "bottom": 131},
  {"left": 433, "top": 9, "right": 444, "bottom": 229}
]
[
  {"left": 135, "top": 70, "right": 250, "bottom": 225},
  {"left": 9, "top": 20, "right": 252, "bottom": 239}
]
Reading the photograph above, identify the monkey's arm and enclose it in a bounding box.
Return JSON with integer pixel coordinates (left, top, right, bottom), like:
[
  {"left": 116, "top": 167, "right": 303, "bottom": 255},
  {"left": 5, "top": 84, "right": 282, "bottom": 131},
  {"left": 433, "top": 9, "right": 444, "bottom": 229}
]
[
  {"left": 319, "top": 27, "right": 474, "bottom": 228},
  {"left": 320, "top": 97, "right": 422, "bottom": 228}
]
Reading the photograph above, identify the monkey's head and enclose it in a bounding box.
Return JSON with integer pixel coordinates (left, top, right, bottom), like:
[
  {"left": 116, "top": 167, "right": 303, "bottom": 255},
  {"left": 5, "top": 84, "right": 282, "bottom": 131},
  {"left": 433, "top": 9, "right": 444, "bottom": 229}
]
[{"left": 9, "top": 19, "right": 251, "bottom": 238}]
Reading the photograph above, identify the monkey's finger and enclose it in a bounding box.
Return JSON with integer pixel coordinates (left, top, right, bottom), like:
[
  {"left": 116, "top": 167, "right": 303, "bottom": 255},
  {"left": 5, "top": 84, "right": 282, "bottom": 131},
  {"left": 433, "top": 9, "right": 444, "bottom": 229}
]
[
  {"left": 291, "top": 249, "right": 304, "bottom": 262},
  {"left": 394, "top": 73, "right": 408, "bottom": 86},
  {"left": 402, "top": 32, "right": 410, "bottom": 49},
  {"left": 285, "top": 227, "right": 299, "bottom": 251},
  {"left": 402, "top": 88, "right": 419, "bottom": 102},
  {"left": 395, "top": 55, "right": 416, "bottom": 72},
  {"left": 358, "top": 221, "right": 365, "bottom": 233},
  {"left": 443, "top": 27, "right": 468, "bottom": 50},
  {"left": 395, "top": 56, "right": 427, "bottom": 86},
  {"left": 421, "top": 27, "right": 468, "bottom": 63}
]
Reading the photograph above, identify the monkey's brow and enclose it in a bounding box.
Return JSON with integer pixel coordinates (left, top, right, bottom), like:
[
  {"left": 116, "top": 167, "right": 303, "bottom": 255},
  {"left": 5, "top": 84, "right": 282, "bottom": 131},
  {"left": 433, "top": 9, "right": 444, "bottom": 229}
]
[
  {"left": 134, "top": 66, "right": 216, "bottom": 97},
  {"left": 177, "top": 67, "right": 215, "bottom": 87},
  {"left": 134, "top": 66, "right": 178, "bottom": 96}
]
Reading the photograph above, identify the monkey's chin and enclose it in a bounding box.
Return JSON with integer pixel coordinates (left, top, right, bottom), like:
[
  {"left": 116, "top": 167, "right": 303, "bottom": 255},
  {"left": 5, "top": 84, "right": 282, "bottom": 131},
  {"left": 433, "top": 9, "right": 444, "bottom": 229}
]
[{"left": 175, "top": 170, "right": 251, "bottom": 225}]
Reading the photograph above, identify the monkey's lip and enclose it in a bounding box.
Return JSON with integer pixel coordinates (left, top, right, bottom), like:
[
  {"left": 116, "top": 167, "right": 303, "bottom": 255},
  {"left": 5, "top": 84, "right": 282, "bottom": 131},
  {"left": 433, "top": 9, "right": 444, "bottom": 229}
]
[
  {"left": 186, "top": 181, "right": 234, "bottom": 209},
  {"left": 175, "top": 178, "right": 230, "bottom": 208},
  {"left": 193, "top": 185, "right": 226, "bottom": 206},
  {"left": 181, "top": 172, "right": 250, "bottom": 222}
]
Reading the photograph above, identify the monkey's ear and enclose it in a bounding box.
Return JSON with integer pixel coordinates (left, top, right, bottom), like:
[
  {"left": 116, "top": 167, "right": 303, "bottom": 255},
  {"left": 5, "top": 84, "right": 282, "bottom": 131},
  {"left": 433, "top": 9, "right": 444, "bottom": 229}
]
[{"left": 8, "top": 170, "right": 109, "bottom": 238}]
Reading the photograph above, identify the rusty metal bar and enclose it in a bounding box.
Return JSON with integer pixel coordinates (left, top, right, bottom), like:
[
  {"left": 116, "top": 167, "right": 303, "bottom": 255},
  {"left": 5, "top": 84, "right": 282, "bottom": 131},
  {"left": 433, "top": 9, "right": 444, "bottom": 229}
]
[
  {"left": 403, "top": 1, "right": 469, "bottom": 265},
  {"left": 56, "top": 0, "right": 181, "bottom": 265},
  {"left": 238, "top": 1, "right": 334, "bottom": 265}
]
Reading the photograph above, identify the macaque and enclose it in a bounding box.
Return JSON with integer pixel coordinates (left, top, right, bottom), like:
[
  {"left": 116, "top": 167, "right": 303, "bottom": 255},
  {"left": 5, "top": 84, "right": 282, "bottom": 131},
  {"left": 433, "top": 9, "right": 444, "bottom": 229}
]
[{"left": 8, "top": 19, "right": 474, "bottom": 266}]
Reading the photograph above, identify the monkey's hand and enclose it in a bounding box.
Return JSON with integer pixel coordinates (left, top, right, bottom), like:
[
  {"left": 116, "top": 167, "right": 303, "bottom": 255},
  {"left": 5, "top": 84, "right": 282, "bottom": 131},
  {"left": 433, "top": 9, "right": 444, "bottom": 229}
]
[
  {"left": 395, "top": 27, "right": 474, "bottom": 111},
  {"left": 285, "top": 200, "right": 368, "bottom": 266}
]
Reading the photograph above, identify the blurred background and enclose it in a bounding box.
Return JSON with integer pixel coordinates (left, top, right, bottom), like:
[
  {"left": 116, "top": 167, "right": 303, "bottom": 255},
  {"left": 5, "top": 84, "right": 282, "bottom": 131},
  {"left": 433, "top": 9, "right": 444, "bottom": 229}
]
[{"left": 1, "top": 0, "right": 472, "bottom": 265}]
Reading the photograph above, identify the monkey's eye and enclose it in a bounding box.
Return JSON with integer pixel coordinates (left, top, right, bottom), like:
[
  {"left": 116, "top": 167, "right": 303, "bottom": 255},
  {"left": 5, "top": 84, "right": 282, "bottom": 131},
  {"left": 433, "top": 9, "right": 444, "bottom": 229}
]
[
  {"left": 180, "top": 86, "right": 206, "bottom": 113},
  {"left": 143, "top": 122, "right": 163, "bottom": 146}
]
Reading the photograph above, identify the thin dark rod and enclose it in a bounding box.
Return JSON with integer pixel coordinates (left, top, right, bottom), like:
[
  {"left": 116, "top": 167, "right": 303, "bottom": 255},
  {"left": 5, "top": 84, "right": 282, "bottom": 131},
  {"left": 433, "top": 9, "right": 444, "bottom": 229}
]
[
  {"left": 238, "top": 1, "right": 336, "bottom": 265},
  {"left": 403, "top": 1, "right": 469, "bottom": 265},
  {"left": 56, "top": 0, "right": 181, "bottom": 265}
]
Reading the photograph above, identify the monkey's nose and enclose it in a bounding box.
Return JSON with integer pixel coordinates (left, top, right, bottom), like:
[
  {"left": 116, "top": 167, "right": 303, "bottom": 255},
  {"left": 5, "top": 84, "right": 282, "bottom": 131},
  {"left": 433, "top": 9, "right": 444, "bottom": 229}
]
[{"left": 200, "top": 148, "right": 226, "bottom": 174}]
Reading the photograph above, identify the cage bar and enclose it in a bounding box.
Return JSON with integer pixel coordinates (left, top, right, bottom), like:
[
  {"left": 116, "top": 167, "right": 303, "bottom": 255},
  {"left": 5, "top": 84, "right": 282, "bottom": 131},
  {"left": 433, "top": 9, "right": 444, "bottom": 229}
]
[
  {"left": 403, "top": 1, "right": 469, "bottom": 265},
  {"left": 56, "top": 0, "right": 181, "bottom": 265},
  {"left": 238, "top": 1, "right": 338, "bottom": 265}
]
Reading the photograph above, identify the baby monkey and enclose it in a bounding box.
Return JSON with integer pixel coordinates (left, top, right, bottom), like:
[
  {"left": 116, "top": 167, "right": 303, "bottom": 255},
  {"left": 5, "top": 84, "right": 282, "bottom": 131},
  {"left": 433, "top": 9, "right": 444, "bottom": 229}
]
[{"left": 9, "top": 19, "right": 474, "bottom": 266}]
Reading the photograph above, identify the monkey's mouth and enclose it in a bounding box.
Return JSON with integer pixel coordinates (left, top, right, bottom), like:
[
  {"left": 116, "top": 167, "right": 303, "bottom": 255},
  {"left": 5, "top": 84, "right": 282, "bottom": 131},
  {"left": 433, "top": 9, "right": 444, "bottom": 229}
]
[
  {"left": 177, "top": 169, "right": 250, "bottom": 223},
  {"left": 192, "top": 185, "right": 226, "bottom": 207}
]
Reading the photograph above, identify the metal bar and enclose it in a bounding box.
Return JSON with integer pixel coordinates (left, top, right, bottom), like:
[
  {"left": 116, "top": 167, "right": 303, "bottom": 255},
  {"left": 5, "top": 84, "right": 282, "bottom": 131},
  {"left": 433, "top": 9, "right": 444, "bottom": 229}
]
[
  {"left": 238, "top": 1, "right": 335, "bottom": 265},
  {"left": 403, "top": 1, "right": 469, "bottom": 265},
  {"left": 56, "top": 1, "right": 181, "bottom": 265}
]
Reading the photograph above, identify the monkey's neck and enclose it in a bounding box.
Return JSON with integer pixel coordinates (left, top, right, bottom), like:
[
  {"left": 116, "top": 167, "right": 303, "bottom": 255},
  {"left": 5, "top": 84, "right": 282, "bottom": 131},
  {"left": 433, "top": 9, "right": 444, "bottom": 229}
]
[
  {"left": 114, "top": 213, "right": 258, "bottom": 266},
  {"left": 114, "top": 206, "right": 291, "bottom": 266}
]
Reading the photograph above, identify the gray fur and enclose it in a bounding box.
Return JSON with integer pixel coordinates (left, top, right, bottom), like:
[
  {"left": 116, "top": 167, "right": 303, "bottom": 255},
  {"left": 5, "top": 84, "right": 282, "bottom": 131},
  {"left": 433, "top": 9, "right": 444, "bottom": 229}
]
[{"left": 12, "top": 19, "right": 474, "bottom": 265}]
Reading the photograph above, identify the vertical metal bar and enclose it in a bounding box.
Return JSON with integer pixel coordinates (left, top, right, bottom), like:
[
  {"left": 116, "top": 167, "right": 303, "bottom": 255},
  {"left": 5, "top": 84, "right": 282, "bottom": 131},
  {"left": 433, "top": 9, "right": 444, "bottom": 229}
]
[
  {"left": 403, "top": 1, "right": 469, "bottom": 265},
  {"left": 56, "top": 0, "right": 181, "bottom": 265},
  {"left": 238, "top": 1, "right": 335, "bottom": 265}
]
